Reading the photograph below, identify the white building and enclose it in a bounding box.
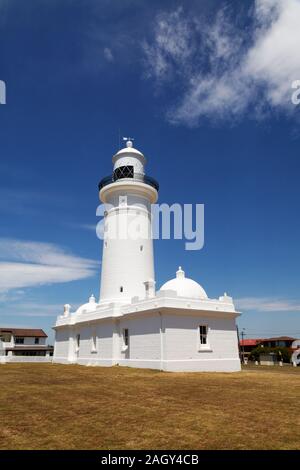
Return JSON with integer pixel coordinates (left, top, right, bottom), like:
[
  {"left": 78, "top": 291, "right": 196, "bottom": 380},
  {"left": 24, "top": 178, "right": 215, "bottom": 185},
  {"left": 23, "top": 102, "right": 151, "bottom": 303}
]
[
  {"left": 0, "top": 328, "right": 53, "bottom": 363},
  {"left": 53, "top": 140, "right": 241, "bottom": 372}
]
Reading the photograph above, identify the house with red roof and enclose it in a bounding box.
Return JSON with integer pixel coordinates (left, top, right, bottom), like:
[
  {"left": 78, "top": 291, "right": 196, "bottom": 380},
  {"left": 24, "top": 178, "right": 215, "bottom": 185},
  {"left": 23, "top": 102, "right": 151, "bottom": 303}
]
[
  {"left": 0, "top": 327, "right": 53, "bottom": 361},
  {"left": 239, "top": 336, "right": 298, "bottom": 361}
]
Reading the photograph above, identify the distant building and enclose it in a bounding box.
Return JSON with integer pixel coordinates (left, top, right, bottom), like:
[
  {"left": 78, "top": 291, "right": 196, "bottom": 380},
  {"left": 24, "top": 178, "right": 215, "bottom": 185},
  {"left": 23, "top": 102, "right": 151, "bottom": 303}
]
[
  {"left": 0, "top": 328, "right": 53, "bottom": 358},
  {"left": 240, "top": 336, "right": 298, "bottom": 361},
  {"left": 239, "top": 339, "right": 261, "bottom": 359},
  {"left": 259, "top": 337, "right": 296, "bottom": 348}
]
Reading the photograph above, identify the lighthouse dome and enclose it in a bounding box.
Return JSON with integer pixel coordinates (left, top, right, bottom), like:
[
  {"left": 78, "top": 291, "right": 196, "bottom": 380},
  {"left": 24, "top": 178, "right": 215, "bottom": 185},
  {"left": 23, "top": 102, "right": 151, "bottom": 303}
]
[
  {"left": 160, "top": 267, "right": 208, "bottom": 300},
  {"left": 112, "top": 139, "right": 146, "bottom": 177},
  {"left": 76, "top": 294, "right": 97, "bottom": 314}
]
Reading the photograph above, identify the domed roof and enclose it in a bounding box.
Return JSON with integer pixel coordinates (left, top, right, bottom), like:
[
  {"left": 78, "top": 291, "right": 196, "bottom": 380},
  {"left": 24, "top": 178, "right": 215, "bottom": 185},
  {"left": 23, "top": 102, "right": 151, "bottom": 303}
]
[
  {"left": 76, "top": 294, "right": 97, "bottom": 314},
  {"left": 160, "top": 267, "right": 208, "bottom": 300},
  {"left": 112, "top": 139, "right": 146, "bottom": 164}
]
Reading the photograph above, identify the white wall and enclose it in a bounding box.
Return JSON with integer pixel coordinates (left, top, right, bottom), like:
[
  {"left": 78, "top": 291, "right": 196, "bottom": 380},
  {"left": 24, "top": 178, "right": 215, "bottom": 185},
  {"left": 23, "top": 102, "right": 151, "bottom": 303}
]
[
  {"left": 15, "top": 337, "right": 46, "bottom": 346},
  {"left": 76, "top": 322, "right": 114, "bottom": 361},
  {"left": 116, "top": 312, "right": 240, "bottom": 372},
  {"left": 119, "top": 314, "right": 161, "bottom": 361},
  {"left": 53, "top": 328, "right": 70, "bottom": 360},
  {"left": 3, "top": 356, "right": 52, "bottom": 363},
  {"left": 161, "top": 314, "right": 240, "bottom": 372},
  {"left": 54, "top": 321, "right": 115, "bottom": 365},
  {"left": 163, "top": 314, "right": 239, "bottom": 360},
  {"left": 53, "top": 311, "right": 240, "bottom": 372}
]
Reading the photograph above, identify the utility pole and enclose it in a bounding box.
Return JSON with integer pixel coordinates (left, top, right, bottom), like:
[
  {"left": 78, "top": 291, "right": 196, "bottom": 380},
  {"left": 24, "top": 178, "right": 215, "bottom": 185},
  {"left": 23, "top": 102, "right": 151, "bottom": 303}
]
[
  {"left": 241, "top": 329, "right": 246, "bottom": 363},
  {"left": 237, "top": 326, "right": 241, "bottom": 363}
]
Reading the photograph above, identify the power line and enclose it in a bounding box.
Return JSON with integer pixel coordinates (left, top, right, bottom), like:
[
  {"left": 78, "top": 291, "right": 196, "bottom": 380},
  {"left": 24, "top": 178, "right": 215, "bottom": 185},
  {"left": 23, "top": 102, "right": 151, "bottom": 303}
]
[
  {"left": 239, "top": 329, "right": 300, "bottom": 332},
  {"left": 241, "top": 333, "right": 300, "bottom": 337}
]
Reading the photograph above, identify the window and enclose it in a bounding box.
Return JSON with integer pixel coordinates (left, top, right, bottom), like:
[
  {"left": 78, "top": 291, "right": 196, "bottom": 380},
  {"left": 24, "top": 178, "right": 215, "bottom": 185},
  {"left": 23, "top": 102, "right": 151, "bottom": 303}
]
[
  {"left": 91, "top": 333, "right": 97, "bottom": 352},
  {"left": 1, "top": 333, "right": 11, "bottom": 343},
  {"left": 35, "top": 338, "right": 39, "bottom": 345},
  {"left": 113, "top": 166, "right": 134, "bottom": 181},
  {"left": 76, "top": 334, "right": 80, "bottom": 350},
  {"left": 15, "top": 337, "right": 24, "bottom": 344},
  {"left": 140, "top": 245, "right": 143, "bottom": 251},
  {"left": 120, "top": 286, "right": 123, "bottom": 293},
  {"left": 199, "top": 325, "right": 207, "bottom": 345},
  {"left": 123, "top": 328, "right": 129, "bottom": 347}
]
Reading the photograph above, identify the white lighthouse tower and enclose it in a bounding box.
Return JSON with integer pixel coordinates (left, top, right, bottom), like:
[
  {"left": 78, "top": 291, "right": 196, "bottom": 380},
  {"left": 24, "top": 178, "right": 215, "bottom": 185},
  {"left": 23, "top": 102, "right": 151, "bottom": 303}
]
[{"left": 98, "top": 139, "right": 159, "bottom": 304}]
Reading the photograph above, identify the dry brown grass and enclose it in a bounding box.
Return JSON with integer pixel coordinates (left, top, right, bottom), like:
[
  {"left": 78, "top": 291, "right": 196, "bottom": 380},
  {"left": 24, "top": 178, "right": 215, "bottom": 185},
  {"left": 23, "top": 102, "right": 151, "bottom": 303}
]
[{"left": 0, "top": 364, "right": 299, "bottom": 450}]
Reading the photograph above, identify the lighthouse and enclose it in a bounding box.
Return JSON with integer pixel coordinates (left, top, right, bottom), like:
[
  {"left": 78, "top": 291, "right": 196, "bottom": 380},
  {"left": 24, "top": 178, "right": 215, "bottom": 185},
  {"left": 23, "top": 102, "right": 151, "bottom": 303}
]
[
  {"left": 98, "top": 139, "right": 159, "bottom": 304},
  {"left": 54, "top": 138, "right": 241, "bottom": 372}
]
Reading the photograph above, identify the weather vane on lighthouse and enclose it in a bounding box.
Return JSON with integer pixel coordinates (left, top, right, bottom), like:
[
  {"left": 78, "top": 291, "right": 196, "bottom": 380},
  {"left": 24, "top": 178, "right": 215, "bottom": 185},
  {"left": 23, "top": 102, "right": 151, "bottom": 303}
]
[{"left": 123, "top": 136, "right": 134, "bottom": 147}]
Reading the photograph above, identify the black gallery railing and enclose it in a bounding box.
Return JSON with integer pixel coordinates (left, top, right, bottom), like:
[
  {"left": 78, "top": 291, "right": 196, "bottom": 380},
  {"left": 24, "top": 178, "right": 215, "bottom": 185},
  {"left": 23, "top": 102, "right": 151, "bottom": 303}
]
[{"left": 98, "top": 174, "right": 159, "bottom": 191}]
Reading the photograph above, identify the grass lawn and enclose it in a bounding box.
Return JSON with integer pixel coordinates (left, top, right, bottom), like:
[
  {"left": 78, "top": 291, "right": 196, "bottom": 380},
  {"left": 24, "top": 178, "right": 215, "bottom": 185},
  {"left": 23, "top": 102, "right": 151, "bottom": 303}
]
[{"left": 0, "top": 363, "right": 299, "bottom": 450}]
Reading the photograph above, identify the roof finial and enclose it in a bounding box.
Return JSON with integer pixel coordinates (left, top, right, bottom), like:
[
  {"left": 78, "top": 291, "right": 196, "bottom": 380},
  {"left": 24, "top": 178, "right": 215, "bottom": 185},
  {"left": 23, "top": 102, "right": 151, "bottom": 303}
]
[
  {"left": 176, "top": 266, "right": 185, "bottom": 278},
  {"left": 63, "top": 304, "right": 71, "bottom": 316},
  {"left": 123, "top": 136, "right": 134, "bottom": 148}
]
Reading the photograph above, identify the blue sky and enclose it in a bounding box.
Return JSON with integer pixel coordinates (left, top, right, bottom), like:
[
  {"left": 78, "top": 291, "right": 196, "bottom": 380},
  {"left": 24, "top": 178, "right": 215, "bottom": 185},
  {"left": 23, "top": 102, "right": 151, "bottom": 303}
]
[{"left": 0, "top": 0, "right": 300, "bottom": 343}]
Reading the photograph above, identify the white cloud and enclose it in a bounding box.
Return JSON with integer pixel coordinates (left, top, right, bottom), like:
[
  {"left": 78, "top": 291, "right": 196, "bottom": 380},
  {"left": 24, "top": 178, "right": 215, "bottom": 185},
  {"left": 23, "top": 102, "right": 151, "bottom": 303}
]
[
  {"left": 245, "top": 0, "right": 300, "bottom": 107},
  {"left": 0, "top": 239, "right": 97, "bottom": 293},
  {"left": 103, "top": 47, "right": 114, "bottom": 62},
  {"left": 143, "top": 0, "right": 300, "bottom": 126},
  {"left": 142, "top": 7, "right": 195, "bottom": 81},
  {"left": 78, "top": 223, "right": 97, "bottom": 231},
  {"left": 0, "top": 302, "right": 64, "bottom": 318},
  {"left": 236, "top": 297, "right": 300, "bottom": 312}
]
